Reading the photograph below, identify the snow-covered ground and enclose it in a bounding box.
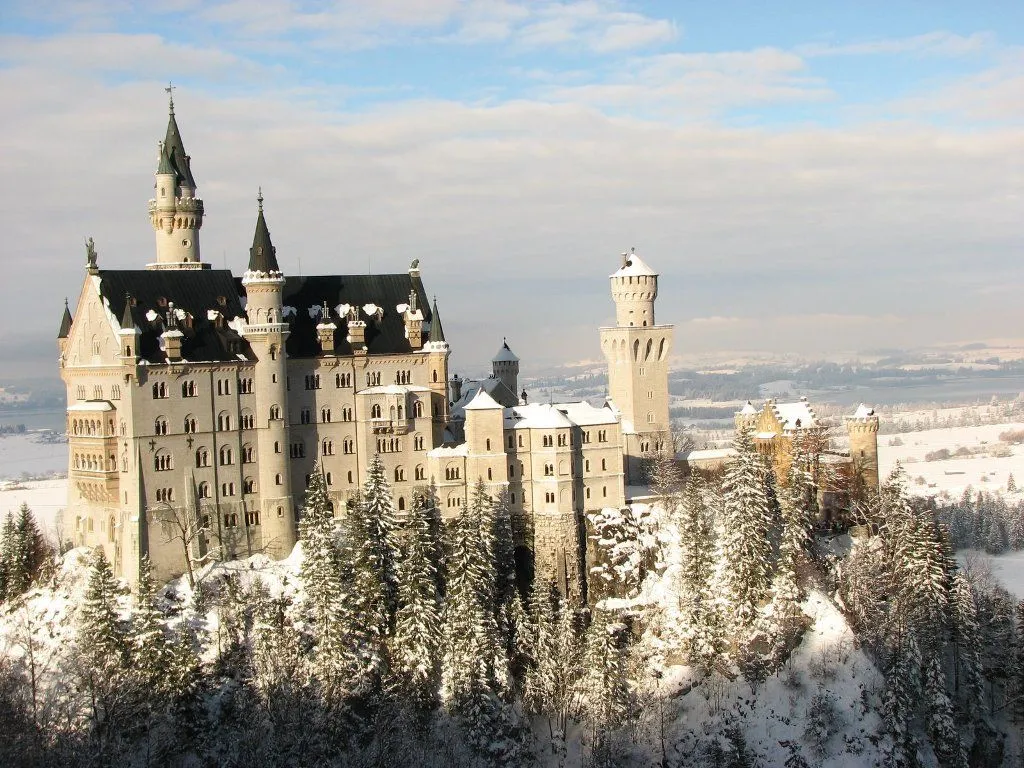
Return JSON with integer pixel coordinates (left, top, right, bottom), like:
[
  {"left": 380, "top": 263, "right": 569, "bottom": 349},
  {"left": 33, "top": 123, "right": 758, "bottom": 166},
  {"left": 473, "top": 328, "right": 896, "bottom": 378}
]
[
  {"left": 879, "top": 421, "right": 1024, "bottom": 498},
  {"left": 957, "top": 550, "right": 1024, "bottom": 602},
  {"left": 0, "top": 430, "right": 67, "bottom": 481},
  {"left": 0, "top": 479, "right": 67, "bottom": 543}
]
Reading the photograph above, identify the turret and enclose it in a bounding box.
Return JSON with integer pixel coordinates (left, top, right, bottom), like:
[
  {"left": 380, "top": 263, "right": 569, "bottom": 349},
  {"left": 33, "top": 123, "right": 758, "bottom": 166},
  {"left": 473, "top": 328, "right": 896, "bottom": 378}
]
[
  {"left": 845, "top": 404, "right": 880, "bottom": 495},
  {"left": 424, "top": 298, "right": 451, "bottom": 444},
  {"left": 118, "top": 294, "right": 140, "bottom": 367},
  {"left": 57, "top": 299, "right": 73, "bottom": 360},
  {"left": 610, "top": 247, "right": 658, "bottom": 327},
  {"left": 491, "top": 338, "right": 519, "bottom": 395},
  {"left": 148, "top": 88, "right": 206, "bottom": 269},
  {"left": 239, "top": 192, "right": 295, "bottom": 556}
]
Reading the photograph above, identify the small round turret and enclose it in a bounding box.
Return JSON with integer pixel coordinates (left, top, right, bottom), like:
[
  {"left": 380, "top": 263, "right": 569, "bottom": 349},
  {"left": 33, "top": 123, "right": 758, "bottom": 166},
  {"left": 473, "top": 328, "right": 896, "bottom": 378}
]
[
  {"left": 845, "top": 404, "right": 880, "bottom": 493},
  {"left": 609, "top": 247, "right": 658, "bottom": 327},
  {"left": 492, "top": 338, "right": 519, "bottom": 395}
]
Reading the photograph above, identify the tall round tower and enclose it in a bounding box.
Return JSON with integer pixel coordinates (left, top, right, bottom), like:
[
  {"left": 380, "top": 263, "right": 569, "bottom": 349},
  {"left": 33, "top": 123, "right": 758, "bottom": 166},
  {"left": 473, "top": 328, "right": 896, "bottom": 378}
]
[
  {"left": 240, "top": 192, "right": 295, "bottom": 556},
  {"left": 845, "top": 404, "right": 880, "bottom": 495},
  {"left": 610, "top": 247, "right": 658, "bottom": 327},
  {"left": 148, "top": 91, "right": 205, "bottom": 270},
  {"left": 491, "top": 338, "right": 519, "bottom": 395},
  {"left": 599, "top": 248, "right": 674, "bottom": 484}
]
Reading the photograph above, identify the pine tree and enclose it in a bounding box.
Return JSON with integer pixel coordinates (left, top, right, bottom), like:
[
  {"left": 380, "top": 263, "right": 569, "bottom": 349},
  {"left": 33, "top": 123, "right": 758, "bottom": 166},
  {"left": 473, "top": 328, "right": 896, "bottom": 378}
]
[
  {"left": 950, "top": 572, "right": 984, "bottom": 713},
  {"left": 132, "top": 556, "right": 174, "bottom": 694},
  {"left": 1008, "top": 473, "right": 1017, "bottom": 493},
  {"left": 390, "top": 493, "right": 442, "bottom": 710},
  {"left": 10, "top": 505, "right": 46, "bottom": 595},
  {"left": 350, "top": 455, "right": 401, "bottom": 639},
  {"left": 299, "top": 464, "right": 359, "bottom": 700},
  {"left": 79, "top": 548, "right": 126, "bottom": 666},
  {"left": 879, "top": 636, "right": 921, "bottom": 768},
  {"left": 676, "top": 475, "right": 719, "bottom": 663},
  {"left": 584, "top": 608, "right": 633, "bottom": 749},
  {"left": 0, "top": 512, "right": 15, "bottom": 602},
  {"left": 490, "top": 488, "right": 517, "bottom": 611},
  {"left": 718, "top": 428, "right": 775, "bottom": 631},
  {"left": 923, "top": 654, "right": 966, "bottom": 768}
]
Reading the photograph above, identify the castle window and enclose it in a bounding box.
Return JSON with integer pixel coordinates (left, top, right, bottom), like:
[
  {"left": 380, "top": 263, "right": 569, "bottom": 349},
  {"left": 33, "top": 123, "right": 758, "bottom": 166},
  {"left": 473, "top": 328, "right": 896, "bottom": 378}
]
[
  {"left": 76, "top": 386, "right": 86, "bottom": 400},
  {"left": 217, "top": 412, "right": 231, "bottom": 431},
  {"left": 585, "top": 459, "right": 590, "bottom": 472},
  {"left": 154, "top": 451, "right": 173, "bottom": 472},
  {"left": 601, "top": 458, "right": 607, "bottom": 471},
  {"left": 336, "top": 372, "right": 352, "bottom": 388},
  {"left": 507, "top": 436, "right": 514, "bottom": 450},
  {"left": 110, "top": 386, "right": 121, "bottom": 400},
  {"left": 241, "top": 412, "right": 255, "bottom": 430},
  {"left": 305, "top": 374, "right": 321, "bottom": 390},
  {"left": 322, "top": 439, "right": 334, "bottom": 456},
  {"left": 545, "top": 492, "right": 554, "bottom": 503},
  {"left": 217, "top": 379, "right": 232, "bottom": 396},
  {"left": 155, "top": 487, "right": 174, "bottom": 503},
  {"left": 414, "top": 435, "right": 424, "bottom": 451},
  {"left": 154, "top": 417, "right": 168, "bottom": 436},
  {"left": 598, "top": 430, "right": 607, "bottom": 443},
  {"left": 646, "top": 413, "right": 654, "bottom": 424},
  {"left": 244, "top": 477, "right": 257, "bottom": 494},
  {"left": 509, "top": 464, "right": 515, "bottom": 477},
  {"left": 371, "top": 404, "right": 382, "bottom": 419},
  {"left": 342, "top": 407, "right": 353, "bottom": 421},
  {"left": 183, "top": 416, "right": 197, "bottom": 434},
  {"left": 275, "top": 473, "right": 283, "bottom": 486},
  {"left": 510, "top": 493, "right": 516, "bottom": 504},
  {"left": 415, "top": 465, "right": 425, "bottom": 481},
  {"left": 182, "top": 380, "right": 197, "bottom": 398},
  {"left": 223, "top": 511, "right": 238, "bottom": 527},
  {"left": 246, "top": 510, "right": 260, "bottom": 526},
  {"left": 219, "top": 446, "right": 233, "bottom": 465},
  {"left": 242, "top": 444, "right": 254, "bottom": 463},
  {"left": 586, "top": 487, "right": 591, "bottom": 499},
  {"left": 269, "top": 346, "right": 277, "bottom": 361},
  {"left": 398, "top": 496, "right": 406, "bottom": 511},
  {"left": 321, "top": 407, "right": 332, "bottom": 423},
  {"left": 544, "top": 464, "right": 554, "bottom": 476},
  {"left": 277, "top": 506, "right": 283, "bottom": 517},
  {"left": 239, "top": 378, "right": 254, "bottom": 394},
  {"left": 300, "top": 408, "right": 311, "bottom": 425},
  {"left": 270, "top": 405, "right": 281, "bottom": 420},
  {"left": 92, "top": 385, "right": 102, "bottom": 399},
  {"left": 152, "top": 382, "right": 167, "bottom": 399},
  {"left": 348, "top": 470, "right": 354, "bottom": 483},
  {"left": 518, "top": 434, "right": 523, "bottom": 448},
  {"left": 343, "top": 438, "right": 355, "bottom": 454},
  {"left": 414, "top": 401, "right": 424, "bottom": 418},
  {"left": 487, "top": 468, "right": 492, "bottom": 480},
  {"left": 274, "top": 441, "right": 281, "bottom": 454},
  {"left": 395, "top": 466, "right": 406, "bottom": 482},
  {"left": 290, "top": 442, "right": 306, "bottom": 459},
  {"left": 557, "top": 434, "right": 567, "bottom": 447},
  {"left": 326, "top": 472, "right": 333, "bottom": 485},
  {"left": 486, "top": 439, "right": 491, "bottom": 451},
  {"left": 195, "top": 448, "right": 210, "bottom": 468},
  {"left": 198, "top": 482, "right": 211, "bottom": 499}
]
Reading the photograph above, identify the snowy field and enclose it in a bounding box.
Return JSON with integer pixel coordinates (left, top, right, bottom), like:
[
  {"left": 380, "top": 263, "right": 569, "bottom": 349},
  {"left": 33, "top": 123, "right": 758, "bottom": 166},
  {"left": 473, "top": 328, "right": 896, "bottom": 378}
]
[
  {"left": 957, "top": 550, "right": 1024, "bottom": 602},
  {"left": 0, "top": 479, "right": 67, "bottom": 543},
  {"left": 0, "top": 431, "right": 67, "bottom": 481},
  {"left": 878, "top": 421, "right": 1024, "bottom": 499}
]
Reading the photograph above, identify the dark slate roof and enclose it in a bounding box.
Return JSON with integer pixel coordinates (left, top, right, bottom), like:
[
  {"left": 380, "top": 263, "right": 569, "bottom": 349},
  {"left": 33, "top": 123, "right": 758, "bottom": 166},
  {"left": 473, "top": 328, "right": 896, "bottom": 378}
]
[
  {"left": 97, "top": 270, "right": 251, "bottom": 364},
  {"left": 58, "top": 300, "right": 73, "bottom": 339},
  {"left": 248, "top": 200, "right": 279, "bottom": 273},
  {"left": 120, "top": 294, "right": 135, "bottom": 329},
  {"left": 429, "top": 298, "right": 445, "bottom": 343},
  {"left": 163, "top": 109, "right": 196, "bottom": 189},
  {"left": 243, "top": 273, "right": 434, "bottom": 358}
]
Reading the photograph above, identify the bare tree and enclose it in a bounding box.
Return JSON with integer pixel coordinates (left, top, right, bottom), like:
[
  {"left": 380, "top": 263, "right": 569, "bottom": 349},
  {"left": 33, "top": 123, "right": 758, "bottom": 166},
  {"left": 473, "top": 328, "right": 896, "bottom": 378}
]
[{"left": 152, "top": 500, "right": 214, "bottom": 590}]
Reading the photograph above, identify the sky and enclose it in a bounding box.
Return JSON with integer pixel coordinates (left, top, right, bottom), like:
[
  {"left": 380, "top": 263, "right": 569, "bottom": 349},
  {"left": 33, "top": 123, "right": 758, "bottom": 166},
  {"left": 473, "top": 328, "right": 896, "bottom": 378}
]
[{"left": 1, "top": 0, "right": 1022, "bottom": 380}]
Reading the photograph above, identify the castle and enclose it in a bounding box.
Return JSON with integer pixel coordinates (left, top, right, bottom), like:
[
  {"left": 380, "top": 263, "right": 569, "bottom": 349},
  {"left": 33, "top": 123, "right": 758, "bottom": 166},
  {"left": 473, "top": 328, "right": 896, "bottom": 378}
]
[{"left": 56, "top": 97, "right": 674, "bottom": 598}]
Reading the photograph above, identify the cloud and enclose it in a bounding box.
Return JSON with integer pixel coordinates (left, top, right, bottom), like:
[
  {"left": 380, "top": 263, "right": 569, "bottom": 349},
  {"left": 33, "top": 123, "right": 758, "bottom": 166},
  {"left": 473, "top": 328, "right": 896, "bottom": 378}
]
[{"left": 797, "top": 31, "right": 995, "bottom": 58}]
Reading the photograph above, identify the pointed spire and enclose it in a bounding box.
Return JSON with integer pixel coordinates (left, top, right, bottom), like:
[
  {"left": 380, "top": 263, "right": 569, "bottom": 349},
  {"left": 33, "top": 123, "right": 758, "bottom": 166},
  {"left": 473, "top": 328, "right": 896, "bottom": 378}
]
[
  {"left": 58, "top": 298, "right": 73, "bottom": 339},
  {"left": 156, "top": 140, "right": 175, "bottom": 175},
  {"left": 162, "top": 84, "right": 196, "bottom": 189},
  {"left": 429, "top": 297, "right": 445, "bottom": 343},
  {"left": 121, "top": 293, "right": 135, "bottom": 330},
  {"left": 248, "top": 190, "right": 279, "bottom": 273}
]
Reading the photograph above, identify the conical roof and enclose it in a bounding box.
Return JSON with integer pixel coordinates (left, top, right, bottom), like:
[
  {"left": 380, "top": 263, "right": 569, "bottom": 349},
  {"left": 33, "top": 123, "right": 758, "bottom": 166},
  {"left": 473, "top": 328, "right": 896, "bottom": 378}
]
[
  {"left": 121, "top": 294, "right": 135, "bottom": 330},
  {"left": 429, "top": 298, "right": 445, "bottom": 343},
  {"left": 248, "top": 192, "right": 279, "bottom": 273},
  {"left": 492, "top": 338, "right": 518, "bottom": 363},
  {"left": 162, "top": 100, "right": 196, "bottom": 189},
  {"left": 58, "top": 299, "right": 73, "bottom": 339}
]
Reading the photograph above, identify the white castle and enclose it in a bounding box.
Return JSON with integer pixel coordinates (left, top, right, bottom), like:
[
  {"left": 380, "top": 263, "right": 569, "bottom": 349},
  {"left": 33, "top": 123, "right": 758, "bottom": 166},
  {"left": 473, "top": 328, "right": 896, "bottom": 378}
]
[{"left": 57, "top": 97, "right": 676, "bottom": 599}]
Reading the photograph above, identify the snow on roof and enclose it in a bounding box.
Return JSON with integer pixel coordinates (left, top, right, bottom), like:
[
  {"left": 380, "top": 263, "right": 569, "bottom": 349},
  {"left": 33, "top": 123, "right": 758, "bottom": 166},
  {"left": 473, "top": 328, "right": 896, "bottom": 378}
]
[
  {"left": 677, "top": 447, "right": 737, "bottom": 461},
  {"left": 67, "top": 401, "right": 114, "bottom": 411},
  {"left": 357, "top": 384, "right": 430, "bottom": 396},
  {"left": 492, "top": 341, "right": 519, "bottom": 363},
  {"left": 739, "top": 401, "right": 758, "bottom": 415},
  {"left": 463, "top": 389, "right": 503, "bottom": 411},
  {"left": 555, "top": 401, "right": 619, "bottom": 426},
  {"left": 851, "top": 403, "right": 876, "bottom": 419},
  {"left": 427, "top": 443, "right": 469, "bottom": 458},
  {"left": 771, "top": 399, "right": 817, "bottom": 431},
  {"left": 508, "top": 403, "right": 574, "bottom": 430},
  {"left": 610, "top": 252, "right": 657, "bottom": 278}
]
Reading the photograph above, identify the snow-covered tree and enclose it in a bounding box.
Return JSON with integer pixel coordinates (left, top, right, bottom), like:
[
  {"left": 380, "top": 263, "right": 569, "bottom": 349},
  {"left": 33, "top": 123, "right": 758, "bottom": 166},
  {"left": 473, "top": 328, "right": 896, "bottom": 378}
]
[
  {"left": 584, "top": 608, "right": 633, "bottom": 753},
  {"left": 350, "top": 454, "right": 401, "bottom": 639},
  {"left": 390, "top": 493, "right": 442, "bottom": 710},
  {"left": 718, "top": 428, "right": 775, "bottom": 632},
  {"left": 131, "top": 556, "right": 174, "bottom": 694},
  {"left": 675, "top": 475, "right": 721, "bottom": 664},
  {"left": 923, "top": 654, "right": 966, "bottom": 768},
  {"left": 879, "top": 635, "right": 921, "bottom": 768}
]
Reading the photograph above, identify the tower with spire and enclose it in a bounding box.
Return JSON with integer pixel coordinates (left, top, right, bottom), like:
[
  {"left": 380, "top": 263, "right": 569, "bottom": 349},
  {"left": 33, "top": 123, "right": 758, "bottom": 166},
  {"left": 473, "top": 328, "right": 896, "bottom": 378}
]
[
  {"left": 240, "top": 192, "right": 296, "bottom": 557},
  {"left": 149, "top": 85, "right": 206, "bottom": 269},
  {"left": 599, "top": 248, "right": 674, "bottom": 484}
]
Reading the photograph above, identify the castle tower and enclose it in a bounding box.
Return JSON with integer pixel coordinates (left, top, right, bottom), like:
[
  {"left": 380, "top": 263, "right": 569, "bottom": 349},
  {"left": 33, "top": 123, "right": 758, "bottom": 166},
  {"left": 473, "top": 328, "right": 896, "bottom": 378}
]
[
  {"left": 57, "top": 299, "right": 73, "bottom": 361},
  {"left": 845, "top": 404, "right": 880, "bottom": 496},
  {"left": 491, "top": 339, "right": 519, "bottom": 395},
  {"left": 599, "top": 249, "right": 674, "bottom": 484},
  {"left": 424, "top": 298, "right": 451, "bottom": 446},
  {"left": 240, "top": 192, "right": 295, "bottom": 556},
  {"left": 148, "top": 89, "right": 206, "bottom": 270},
  {"left": 463, "top": 389, "right": 508, "bottom": 496}
]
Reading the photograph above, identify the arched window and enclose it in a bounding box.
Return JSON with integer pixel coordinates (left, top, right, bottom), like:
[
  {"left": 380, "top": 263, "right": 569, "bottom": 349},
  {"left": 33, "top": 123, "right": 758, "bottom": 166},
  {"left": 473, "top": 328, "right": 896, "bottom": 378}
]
[
  {"left": 323, "top": 439, "right": 334, "bottom": 456},
  {"left": 195, "top": 448, "right": 210, "bottom": 468},
  {"left": 414, "top": 400, "right": 424, "bottom": 418},
  {"left": 275, "top": 473, "right": 283, "bottom": 486},
  {"left": 183, "top": 415, "right": 197, "bottom": 434},
  {"left": 241, "top": 411, "right": 255, "bottom": 429},
  {"left": 415, "top": 465, "right": 425, "bottom": 481},
  {"left": 321, "top": 407, "right": 331, "bottom": 423},
  {"left": 269, "top": 405, "right": 281, "bottom": 420},
  {"left": 219, "top": 446, "right": 233, "bottom": 465},
  {"left": 487, "top": 468, "right": 492, "bottom": 480},
  {"left": 244, "top": 478, "right": 256, "bottom": 494},
  {"left": 601, "top": 458, "right": 607, "bottom": 471},
  {"left": 486, "top": 438, "right": 491, "bottom": 451},
  {"left": 154, "top": 451, "right": 173, "bottom": 472},
  {"left": 198, "top": 482, "right": 211, "bottom": 499},
  {"left": 371, "top": 404, "right": 382, "bottom": 419},
  {"left": 398, "top": 496, "right": 406, "bottom": 511},
  {"left": 395, "top": 466, "right": 406, "bottom": 482},
  {"left": 242, "top": 444, "right": 254, "bottom": 463},
  {"left": 154, "top": 417, "right": 168, "bottom": 436}
]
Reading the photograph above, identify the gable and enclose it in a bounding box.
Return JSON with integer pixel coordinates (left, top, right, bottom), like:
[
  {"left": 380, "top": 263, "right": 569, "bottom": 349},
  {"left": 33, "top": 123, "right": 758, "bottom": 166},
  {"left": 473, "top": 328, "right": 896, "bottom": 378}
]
[{"left": 64, "top": 275, "right": 122, "bottom": 368}]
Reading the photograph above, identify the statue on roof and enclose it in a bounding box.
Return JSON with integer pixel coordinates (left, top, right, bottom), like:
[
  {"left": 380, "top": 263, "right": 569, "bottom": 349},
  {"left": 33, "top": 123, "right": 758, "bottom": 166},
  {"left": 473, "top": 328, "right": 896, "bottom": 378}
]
[
  {"left": 347, "top": 304, "right": 359, "bottom": 322},
  {"left": 408, "top": 289, "right": 418, "bottom": 312},
  {"left": 85, "top": 237, "right": 97, "bottom": 269}
]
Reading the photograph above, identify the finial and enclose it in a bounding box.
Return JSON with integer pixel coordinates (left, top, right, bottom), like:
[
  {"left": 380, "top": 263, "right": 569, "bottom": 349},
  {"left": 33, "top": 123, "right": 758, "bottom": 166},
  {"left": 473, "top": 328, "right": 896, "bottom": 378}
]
[
  {"left": 165, "top": 81, "right": 176, "bottom": 114},
  {"left": 257, "top": 186, "right": 264, "bottom": 212},
  {"left": 64, "top": 297, "right": 69, "bottom": 309}
]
